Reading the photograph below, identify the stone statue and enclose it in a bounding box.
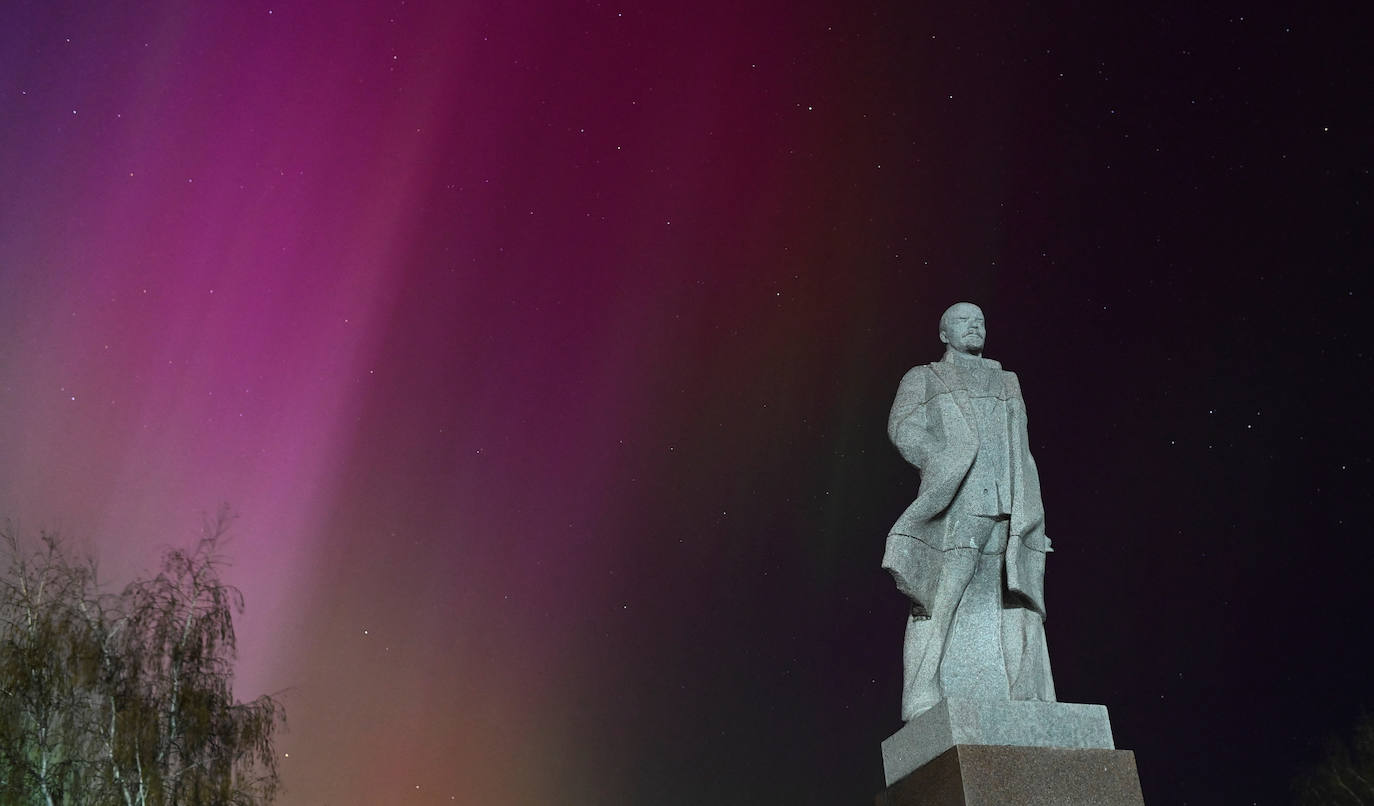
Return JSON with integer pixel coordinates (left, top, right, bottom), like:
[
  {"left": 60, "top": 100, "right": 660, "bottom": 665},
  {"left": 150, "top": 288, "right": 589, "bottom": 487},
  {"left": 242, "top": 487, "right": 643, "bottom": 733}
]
[{"left": 882, "top": 302, "right": 1056, "bottom": 721}]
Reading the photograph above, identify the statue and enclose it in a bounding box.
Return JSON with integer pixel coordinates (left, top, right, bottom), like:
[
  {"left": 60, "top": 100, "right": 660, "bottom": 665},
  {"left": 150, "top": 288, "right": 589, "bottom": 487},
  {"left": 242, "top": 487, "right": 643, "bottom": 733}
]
[{"left": 882, "top": 302, "right": 1056, "bottom": 721}]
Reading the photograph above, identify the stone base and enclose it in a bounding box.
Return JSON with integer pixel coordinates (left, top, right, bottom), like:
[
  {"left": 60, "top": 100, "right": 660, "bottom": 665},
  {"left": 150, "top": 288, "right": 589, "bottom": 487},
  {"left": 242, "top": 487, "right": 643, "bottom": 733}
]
[
  {"left": 876, "top": 744, "right": 1145, "bottom": 806},
  {"left": 882, "top": 699, "right": 1115, "bottom": 785}
]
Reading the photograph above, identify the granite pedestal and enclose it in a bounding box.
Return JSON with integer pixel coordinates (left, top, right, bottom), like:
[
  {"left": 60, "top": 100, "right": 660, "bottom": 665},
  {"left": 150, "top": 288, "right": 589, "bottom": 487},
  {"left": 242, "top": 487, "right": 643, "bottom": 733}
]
[
  {"left": 875, "top": 744, "right": 1145, "bottom": 806},
  {"left": 877, "top": 699, "right": 1144, "bottom": 805},
  {"left": 882, "top": 699, "right": 1116, "bottom": 785}
]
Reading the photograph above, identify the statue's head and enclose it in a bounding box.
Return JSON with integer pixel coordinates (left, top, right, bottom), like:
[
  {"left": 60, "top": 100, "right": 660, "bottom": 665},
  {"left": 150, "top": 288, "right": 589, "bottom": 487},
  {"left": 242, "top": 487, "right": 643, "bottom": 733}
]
[{"left": 939, "top": 302, "right": 985, "bottom": 356}]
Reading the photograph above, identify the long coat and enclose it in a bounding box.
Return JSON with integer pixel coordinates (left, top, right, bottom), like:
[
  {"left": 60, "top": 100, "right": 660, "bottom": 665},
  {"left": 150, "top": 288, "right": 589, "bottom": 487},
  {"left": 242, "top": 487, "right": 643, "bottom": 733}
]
[{"left": 881, "top": 358, "right": 1051, "bottom": 618}]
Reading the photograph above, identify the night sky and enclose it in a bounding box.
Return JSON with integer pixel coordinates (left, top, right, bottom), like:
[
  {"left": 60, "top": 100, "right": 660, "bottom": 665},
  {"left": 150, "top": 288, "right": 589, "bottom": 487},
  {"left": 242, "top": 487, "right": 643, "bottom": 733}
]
[{"left": 0, "top": 0, "right": 1369, "bottom": 803}]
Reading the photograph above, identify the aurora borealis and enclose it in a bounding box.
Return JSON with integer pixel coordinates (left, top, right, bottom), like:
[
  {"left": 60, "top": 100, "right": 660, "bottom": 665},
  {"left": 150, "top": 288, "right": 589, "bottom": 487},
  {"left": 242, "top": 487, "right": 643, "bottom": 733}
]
[{"left": 2, "top": 0, "right": 1370, "bottom": 803}]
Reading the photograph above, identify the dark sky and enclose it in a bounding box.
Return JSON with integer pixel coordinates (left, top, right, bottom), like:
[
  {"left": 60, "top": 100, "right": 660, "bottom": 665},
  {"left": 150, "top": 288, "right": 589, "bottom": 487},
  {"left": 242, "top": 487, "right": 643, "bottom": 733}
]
[{"left": 0, "top": 0, "right": 1369, "bottom": 803}]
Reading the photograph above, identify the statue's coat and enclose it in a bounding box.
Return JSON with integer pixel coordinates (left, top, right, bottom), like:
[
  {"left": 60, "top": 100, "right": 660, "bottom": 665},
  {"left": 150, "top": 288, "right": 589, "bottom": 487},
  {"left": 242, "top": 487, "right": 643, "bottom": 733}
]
[{"left": 881, "top": 359, "right": 1050, "bottom": 619}]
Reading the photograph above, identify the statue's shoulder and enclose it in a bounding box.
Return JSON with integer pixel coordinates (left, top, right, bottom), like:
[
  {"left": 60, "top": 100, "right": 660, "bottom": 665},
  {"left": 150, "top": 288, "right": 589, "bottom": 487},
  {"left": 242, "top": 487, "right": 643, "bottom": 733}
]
[
  {"left": 894, "top": 364, "right": 939, "bottom": 403},
  {"left": 997, "top": 367, "right": 1024, "bottom": 399},
  {"left": 900, "top": 363, "right": 938, "bottom": 383}
]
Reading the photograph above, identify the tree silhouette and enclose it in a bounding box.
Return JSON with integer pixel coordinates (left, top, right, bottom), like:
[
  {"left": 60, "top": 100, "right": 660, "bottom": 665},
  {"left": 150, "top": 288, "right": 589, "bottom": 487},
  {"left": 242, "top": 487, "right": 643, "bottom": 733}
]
[
  {"left": 1294, "top": 712, "right": 1374, "bottom": 806},
  {"left": 0, "top": 509, "right": 283, "bottom": 806}
]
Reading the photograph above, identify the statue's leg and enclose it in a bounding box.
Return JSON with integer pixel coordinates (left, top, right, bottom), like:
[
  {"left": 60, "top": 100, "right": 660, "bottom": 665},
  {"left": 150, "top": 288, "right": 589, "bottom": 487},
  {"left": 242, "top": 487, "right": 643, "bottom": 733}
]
[
  {"left": 901, "top": 545, "right": 978, "bottom": 719},
  {"left": 997, "top": 524, "right": 1056, "bottom": 701},
  {"left": 1004, "top": 608, "right": 1057, "bottom": 701},
  {"left": 937, "top": 518, "right": 1012, "bottom": 701}
]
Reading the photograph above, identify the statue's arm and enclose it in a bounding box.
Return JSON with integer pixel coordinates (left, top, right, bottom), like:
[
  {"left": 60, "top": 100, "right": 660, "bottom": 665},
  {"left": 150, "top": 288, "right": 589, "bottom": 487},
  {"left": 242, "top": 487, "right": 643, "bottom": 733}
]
[
  {"left": 1006, "top": 373, "right": 1051, "bottom": 554},
  {"left": 887, "top": 367, "right": 935, "bottom": 468}
]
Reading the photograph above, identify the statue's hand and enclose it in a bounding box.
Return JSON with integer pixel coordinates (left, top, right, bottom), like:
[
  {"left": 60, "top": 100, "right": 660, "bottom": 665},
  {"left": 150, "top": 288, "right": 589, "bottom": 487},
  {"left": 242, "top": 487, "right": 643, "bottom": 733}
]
[
  {"left": 889, "top": 568, "right": 931, "bottom": 620},
  {"left": 886, "top": 563, "right": 919, "bottom": 602},
  {"left": 886, "top": 565, "right": 907, "bottom": 594},
  {"left": 882, "top": 535, "right": 925, "bottom": 604}
]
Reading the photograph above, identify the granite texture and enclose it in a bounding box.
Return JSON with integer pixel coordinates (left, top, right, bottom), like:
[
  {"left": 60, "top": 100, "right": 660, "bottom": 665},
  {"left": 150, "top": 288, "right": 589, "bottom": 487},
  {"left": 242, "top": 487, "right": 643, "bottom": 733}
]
[
  {"left": 875, "top": 306, "right": 1140, "bottom": 804},
  {"left": 882, "top": 303, "right": 1055, "bottom": 720},
  {"left": 876, "top": 744, "right": 1146, "bottom": 806},
  {"left": 881, "top": 698, "right": 1115, "bottom": 786}
]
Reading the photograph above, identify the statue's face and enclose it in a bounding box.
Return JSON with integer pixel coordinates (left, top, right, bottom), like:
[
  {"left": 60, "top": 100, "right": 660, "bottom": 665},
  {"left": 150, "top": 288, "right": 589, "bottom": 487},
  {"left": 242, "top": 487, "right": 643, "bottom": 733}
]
[{"left": 939, "top": 303, "right": 985, "bottom": 355}]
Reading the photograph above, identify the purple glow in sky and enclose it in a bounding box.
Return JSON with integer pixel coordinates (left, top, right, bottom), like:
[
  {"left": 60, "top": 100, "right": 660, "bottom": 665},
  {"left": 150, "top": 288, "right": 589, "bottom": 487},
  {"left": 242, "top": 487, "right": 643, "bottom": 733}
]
[
  {"left": 3, "top": 0, "right": 1371, "bottom": 803},
  {"left": 2, "top": 1, "right": 883, "bottom": 801}
]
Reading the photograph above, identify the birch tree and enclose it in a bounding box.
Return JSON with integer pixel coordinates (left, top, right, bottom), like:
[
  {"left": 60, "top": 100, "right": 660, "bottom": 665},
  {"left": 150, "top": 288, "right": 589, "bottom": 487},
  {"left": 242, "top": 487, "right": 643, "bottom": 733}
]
[
  {"left": 0, "top": 528, "right": 101, "bottom": 806},
  {"left": 111, "top": 509, "right": 282, "bottom": 806},
  {"left": 0, "top": 511, "right": 283, "bottom": 806},
  {"left": 1294, "top": 712, "right": 1374, "bottom": 806}
]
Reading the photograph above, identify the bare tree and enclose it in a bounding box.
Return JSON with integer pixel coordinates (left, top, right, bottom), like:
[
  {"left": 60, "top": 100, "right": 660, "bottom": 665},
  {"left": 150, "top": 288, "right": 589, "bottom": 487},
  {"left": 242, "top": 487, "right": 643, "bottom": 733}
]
[
  {"left": 111, "top": 509, "right": 282, "bottom": 806},
  {"left": 0, "top": 510, "right": 283, "bottom": 806},
  {"left": 0, "top": 527, "right": 102, "bottom": 805},
  {"left": 1294, "top": 712, "right": 1374, "bottom": 806}
]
